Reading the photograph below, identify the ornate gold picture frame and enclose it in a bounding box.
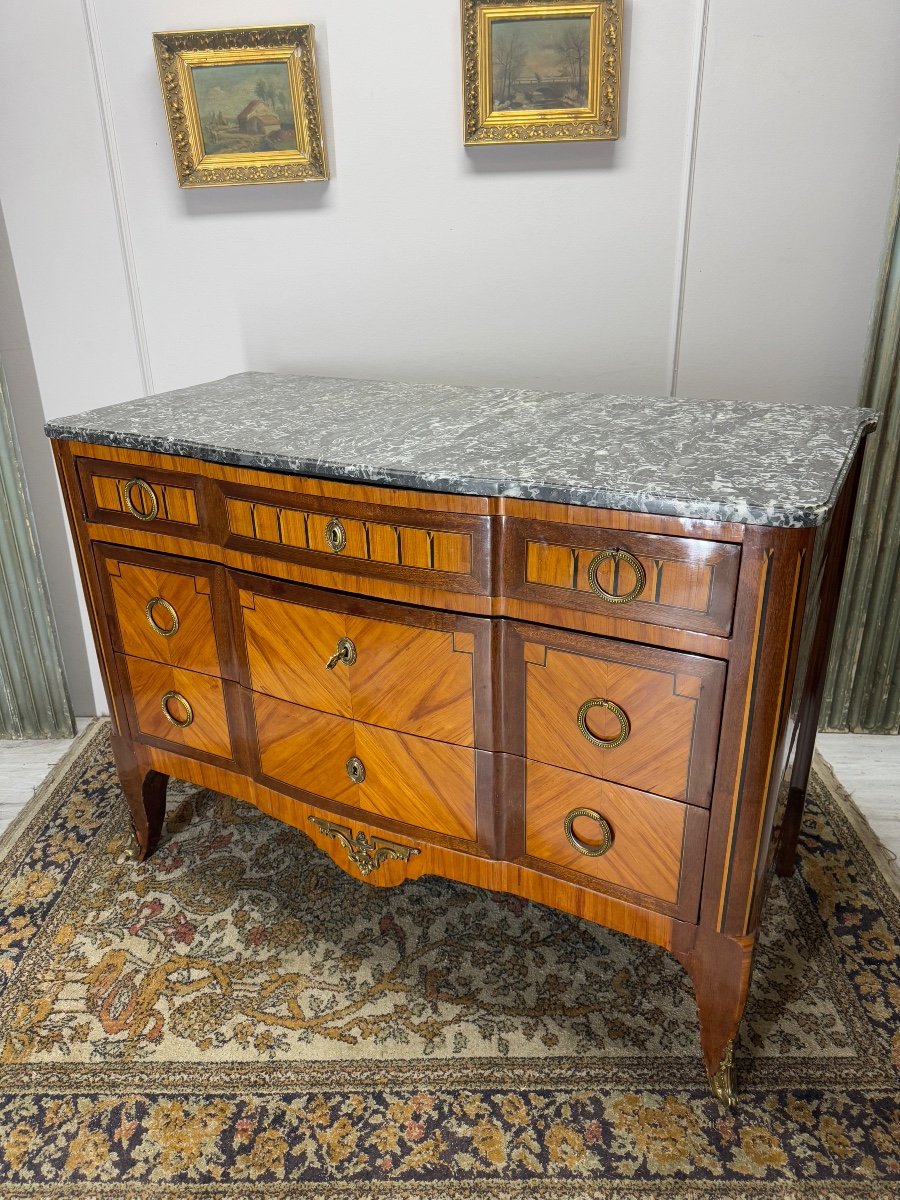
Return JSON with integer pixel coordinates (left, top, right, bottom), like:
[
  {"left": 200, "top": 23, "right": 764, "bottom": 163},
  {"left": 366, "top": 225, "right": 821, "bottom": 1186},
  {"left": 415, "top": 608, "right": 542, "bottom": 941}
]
[
  {"left": 462, "top": 0, "right": 620, "bottom": 145},
  {"left": 153, "top": 25, "right": 328, "bottom": 188}
]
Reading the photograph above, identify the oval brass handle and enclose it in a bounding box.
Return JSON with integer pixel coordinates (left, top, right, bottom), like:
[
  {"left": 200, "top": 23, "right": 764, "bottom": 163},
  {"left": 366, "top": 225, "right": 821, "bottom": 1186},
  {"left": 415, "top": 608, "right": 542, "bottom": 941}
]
[
  {"left": 160, "top": 690, "right": 194, "bottom": 728},
  {"left": 587, "top": 549, "right": 646, "bottom": 604},
  {"left": 346, "top": 756, "right": 366, "bottom": 784},
  {"left": 146, "top": 596, "right": 179, "bottom": 638},
  {"left": 577, "top": 698, "right": 630, "bottom": 749},
  {"left": 325, "top": 518, "right": 347, "bottom": 553},
  {"left": 325, "top": 636, "right": 357, "bottom": 670},
  {"left": 123, "top": 478, "right": 159, "bottom": 522},
  {"left": 564, "top": 807, "right": 613, "bottom": 857}
]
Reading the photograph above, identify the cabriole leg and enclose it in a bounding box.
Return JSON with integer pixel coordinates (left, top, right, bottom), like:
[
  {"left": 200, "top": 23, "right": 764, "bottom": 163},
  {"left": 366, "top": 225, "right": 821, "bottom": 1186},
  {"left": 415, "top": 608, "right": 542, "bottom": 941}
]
[
  {"left": 110, "top": 734, "right": 168, "bottom": 862},
  {"left": 673, "top": 926, "right": 756, "bottom": 1107}
]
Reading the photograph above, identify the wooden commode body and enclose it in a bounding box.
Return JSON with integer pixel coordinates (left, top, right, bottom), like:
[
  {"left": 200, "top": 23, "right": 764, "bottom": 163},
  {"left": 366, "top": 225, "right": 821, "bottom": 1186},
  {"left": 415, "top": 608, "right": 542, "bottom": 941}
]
[{"left": 47, "top": 373, "right": 876, "bottom": 1103}]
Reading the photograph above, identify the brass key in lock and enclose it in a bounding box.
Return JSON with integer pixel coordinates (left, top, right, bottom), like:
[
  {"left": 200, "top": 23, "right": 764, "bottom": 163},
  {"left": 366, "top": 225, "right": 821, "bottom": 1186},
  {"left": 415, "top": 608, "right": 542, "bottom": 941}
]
[{"left": 325, "top": 636, "right": 357, "bottom": 669}]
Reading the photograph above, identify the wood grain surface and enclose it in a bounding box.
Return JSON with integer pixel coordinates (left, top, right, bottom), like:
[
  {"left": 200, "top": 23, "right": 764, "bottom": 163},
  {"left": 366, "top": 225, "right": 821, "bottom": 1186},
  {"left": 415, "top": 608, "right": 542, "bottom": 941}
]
[
  {"left": 121, "top": 655, "right": 233, "bottom": 760},
  {"left": 252, "top": 690, "right": 477, "bottom": 841},
  {"left": 239, "top": 587, "right": 479, "bottom": 745},
  {"left": 511, "top": 623, "right": 725, "bottom": 806},
  {"left": 524, "top": 759, "right": 696, "bottom": 909}
]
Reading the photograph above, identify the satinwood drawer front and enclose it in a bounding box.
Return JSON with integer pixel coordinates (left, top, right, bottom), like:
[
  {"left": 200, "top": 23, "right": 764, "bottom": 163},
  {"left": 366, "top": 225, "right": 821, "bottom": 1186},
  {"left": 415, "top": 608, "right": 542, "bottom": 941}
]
[
  {"left": 506, "top": 519, "right": 740, "bottom": 636},
  {"left": 220, "top": 480, "right": 490, "bottom": 596},
  {"left": 234, "top": 575, "right": 489, "bottom": 748},
  {"left": 524, "top": 759, "right": 706, "bottom": 919},
  {"left": 511, "top": 623, "right": 725, "bottom": 807},
  {"left": 119, "top": 654, "right": 233, "bottom": 762},
  {"left": 253, "top": 691, "right": 477, "bottom": 841},
  {"left": 96, "top": 545, "right": 227, "bottom": 678},
  {"left": 75, "top": 456, "right": 210, "bottom": 542}
]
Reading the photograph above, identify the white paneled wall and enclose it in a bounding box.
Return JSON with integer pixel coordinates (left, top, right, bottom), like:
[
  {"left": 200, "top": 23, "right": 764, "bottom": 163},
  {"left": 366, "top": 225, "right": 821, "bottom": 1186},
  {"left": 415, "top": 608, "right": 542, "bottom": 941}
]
[{"left": 0, "top": 1, "right": 898, "bottom": 714}]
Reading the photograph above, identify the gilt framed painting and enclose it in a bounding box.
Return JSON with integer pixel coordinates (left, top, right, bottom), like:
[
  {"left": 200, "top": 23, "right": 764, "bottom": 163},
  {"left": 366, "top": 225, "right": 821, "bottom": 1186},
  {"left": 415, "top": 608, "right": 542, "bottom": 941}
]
[
  {"left": 152, "top": 25, "right": 328, "bottom": 187},
  {"left": 462, "top": 0, "right": 620, "bottom": 144}
]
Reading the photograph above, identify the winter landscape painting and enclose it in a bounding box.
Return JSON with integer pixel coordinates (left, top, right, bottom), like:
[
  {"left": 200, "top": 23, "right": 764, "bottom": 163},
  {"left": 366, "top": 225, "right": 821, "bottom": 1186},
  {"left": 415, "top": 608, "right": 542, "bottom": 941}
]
[
  {"left": 490, "top": 15, "right": 592, "bottom": 112},
  {"left": 191, "top": 61, "right": 298, "bottom": 155}
]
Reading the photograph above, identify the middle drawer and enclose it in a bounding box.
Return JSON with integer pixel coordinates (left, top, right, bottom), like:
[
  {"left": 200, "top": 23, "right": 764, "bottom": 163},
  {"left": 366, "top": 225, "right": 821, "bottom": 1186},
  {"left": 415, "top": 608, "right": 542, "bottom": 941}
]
[{"left": 231, "top": 573, "right": 493, "bottom": 748}]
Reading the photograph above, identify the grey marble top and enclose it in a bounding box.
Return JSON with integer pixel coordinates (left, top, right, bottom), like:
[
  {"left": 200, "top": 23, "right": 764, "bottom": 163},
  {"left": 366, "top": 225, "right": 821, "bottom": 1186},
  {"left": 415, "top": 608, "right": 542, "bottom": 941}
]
[{"left": 45, "top": 373, "right": 877, "bottom": 528}]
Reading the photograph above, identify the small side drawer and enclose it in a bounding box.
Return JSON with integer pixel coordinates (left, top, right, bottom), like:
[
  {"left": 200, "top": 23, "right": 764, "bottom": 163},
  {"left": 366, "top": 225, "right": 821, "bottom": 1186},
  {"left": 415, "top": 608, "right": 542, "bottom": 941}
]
[
  {"left": 96, "top": 545, "right": 229, "bottom": 678},
  {"left": 524, "top": 759, "right": 707, "bottom": 920},
  {"left": 505, "top": 518, "right": 741, "bottom": 637},
  {"left": 119, "top": 654, "right": 233, "bottom": 762},
  {"left": 510, "top": 622, "right": 725, "bottom": 807},
  {"left": 219, "top": 480, "right": 491, "bottom": 597},
  {"left": 253, "top": 691, "right": 477, "bottom": 843},
  {"left": 75, "top": 455, "right": 212, "bottom": 542}
]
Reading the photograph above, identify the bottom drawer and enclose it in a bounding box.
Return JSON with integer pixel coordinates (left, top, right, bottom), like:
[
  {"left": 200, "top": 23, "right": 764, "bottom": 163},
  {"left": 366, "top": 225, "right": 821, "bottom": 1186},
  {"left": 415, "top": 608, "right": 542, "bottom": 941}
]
[
  {"left": 120, "top": 654, "right": 233, "bottom": 762},
  {"left": 253, "top": 691, "right": 477, "bottom": 842},
  {"left": 524, "top": 759, "right": 706, "bottom": 918}
]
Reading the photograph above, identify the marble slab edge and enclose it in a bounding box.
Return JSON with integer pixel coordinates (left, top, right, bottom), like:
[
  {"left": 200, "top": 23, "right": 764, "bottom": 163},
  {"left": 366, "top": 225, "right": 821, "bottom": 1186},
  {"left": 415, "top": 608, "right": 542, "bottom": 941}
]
[{"left": 45, "top": 412, "right": 877, "bottom": 529}]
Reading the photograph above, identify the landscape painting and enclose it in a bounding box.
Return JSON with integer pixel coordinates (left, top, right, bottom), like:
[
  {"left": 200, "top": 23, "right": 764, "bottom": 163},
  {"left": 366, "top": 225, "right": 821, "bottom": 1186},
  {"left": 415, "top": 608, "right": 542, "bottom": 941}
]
[
  {"left": 191, "top": 61, "right": 298, "bottom": 156},
  {"left": 490, "top": 15, "right": 592, "bottom": 111}
]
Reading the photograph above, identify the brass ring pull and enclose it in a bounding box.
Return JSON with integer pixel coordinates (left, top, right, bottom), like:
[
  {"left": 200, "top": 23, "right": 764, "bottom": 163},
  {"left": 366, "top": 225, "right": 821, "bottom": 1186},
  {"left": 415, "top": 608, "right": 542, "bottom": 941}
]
[
  {"left": 145, "top": 596, "right": 179, "bottom": 638},
  {"left": 587, "top": 549, "right": 646, "bottom": 604},
  {"left": 123, "top": 478, "right": 159, "bottom": 522},
  {"left": 325, "top": 637, "right": 357, "bottom": 670},
  {"left": 325, "top": 518, "right": 347, "bottom": 553},
  {"left": 564, "top": 807, "right": 613, "bottom": 857},
  {"left": 346, "top": 756, "right": 366, "bottom": 784},
  {"left": 577, "top": 698, "right": 630, "bottom": 749},
  {"left": 160, "top": 690, "right": 193, "bottom": 728}
]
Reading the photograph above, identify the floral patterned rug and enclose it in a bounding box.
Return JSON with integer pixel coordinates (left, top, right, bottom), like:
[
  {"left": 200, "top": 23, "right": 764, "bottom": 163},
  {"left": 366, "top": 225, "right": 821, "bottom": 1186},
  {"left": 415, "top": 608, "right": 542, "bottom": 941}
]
[{"left": 0, "top": 722, "right": 898, "bottom": 1198}]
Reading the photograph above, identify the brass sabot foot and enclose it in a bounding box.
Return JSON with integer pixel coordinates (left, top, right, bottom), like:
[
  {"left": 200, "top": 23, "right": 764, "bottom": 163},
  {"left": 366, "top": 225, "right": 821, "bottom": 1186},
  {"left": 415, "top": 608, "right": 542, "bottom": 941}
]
[
  {"left": 709, "top": 1040, "right": 737, "bottom": 1107},
  {"left": 122, "top": 827, "right": 142, "bottom": 861}
]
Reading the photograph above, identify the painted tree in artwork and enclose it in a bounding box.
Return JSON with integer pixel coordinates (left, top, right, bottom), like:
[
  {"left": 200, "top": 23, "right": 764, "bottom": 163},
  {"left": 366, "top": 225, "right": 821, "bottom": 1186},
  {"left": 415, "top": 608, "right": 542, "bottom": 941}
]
[
  {"left": 554, "top": 24, "right": 589, "bottom": 102},
  {"left": 492, "top": 24, "right": 526, "bottom": 103}
]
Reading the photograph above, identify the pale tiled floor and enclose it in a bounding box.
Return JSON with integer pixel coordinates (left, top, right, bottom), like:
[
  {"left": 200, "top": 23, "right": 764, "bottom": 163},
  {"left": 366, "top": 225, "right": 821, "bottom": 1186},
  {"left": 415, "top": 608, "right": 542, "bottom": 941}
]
[
  {"left": 0, "top": 719, "right": 92, "bottom": 838},
  {"left": 0, "top": 725, "right": 897, "bottom": 858}
]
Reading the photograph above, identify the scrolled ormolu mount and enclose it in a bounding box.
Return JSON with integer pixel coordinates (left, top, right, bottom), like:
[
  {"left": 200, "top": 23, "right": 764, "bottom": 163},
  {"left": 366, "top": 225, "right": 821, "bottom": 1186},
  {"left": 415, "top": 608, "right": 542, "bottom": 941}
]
[
  {"left": 709, "top": 1039, "right": 737, "bottom": 1108},
  {"left": 308, "top": 816, "right": 420, "bottom": 878}
]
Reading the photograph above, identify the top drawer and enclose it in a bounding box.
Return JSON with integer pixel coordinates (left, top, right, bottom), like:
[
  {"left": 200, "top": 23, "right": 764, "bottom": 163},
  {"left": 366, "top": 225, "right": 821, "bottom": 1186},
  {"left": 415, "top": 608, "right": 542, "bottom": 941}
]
[
  {"left": 504, "top": 518, "right": 741, "bottom": 637},
  {"left": 219, "top": 480, "right": 491, "bottom": 597},
  {"left": 75, "top": 456, "right": 212, "bottom": 542}
]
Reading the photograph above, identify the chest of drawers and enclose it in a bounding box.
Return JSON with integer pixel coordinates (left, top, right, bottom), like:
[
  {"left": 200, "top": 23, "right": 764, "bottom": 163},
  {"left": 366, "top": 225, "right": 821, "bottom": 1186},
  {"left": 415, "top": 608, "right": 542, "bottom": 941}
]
[{"left": 47, "top": 373, "right": 875, "bottom": 1105}]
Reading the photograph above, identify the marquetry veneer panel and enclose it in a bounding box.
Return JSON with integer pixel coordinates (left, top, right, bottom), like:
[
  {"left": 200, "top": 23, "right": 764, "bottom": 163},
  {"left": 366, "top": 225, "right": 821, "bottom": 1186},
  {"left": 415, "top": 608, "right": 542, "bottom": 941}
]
[
  {"left": 524, "top": 759, "right": 705, "bottom": 918},
  {"left": 507, "top": 519, "right": 741, "bottom": 636},
  {"left": 513, "top": 623, "right": 725, "bottom": 806},
  {"left": 234, "top": 576, "right": 485, "bottom": 747},
  {"left": 76, "top": 456, "right": 206, "bottom": 539},
  {"left": 253, "top": 691, "right": 477, "bottom": 841},
  {"left": 97, "top": 546, "right": 224, "bottom": 678},
  {"left": 226, "top": 496, "right": 473, "bottom": 573},
  {"left": 121, "top": 655, "right": 233, "bottom": 761}
]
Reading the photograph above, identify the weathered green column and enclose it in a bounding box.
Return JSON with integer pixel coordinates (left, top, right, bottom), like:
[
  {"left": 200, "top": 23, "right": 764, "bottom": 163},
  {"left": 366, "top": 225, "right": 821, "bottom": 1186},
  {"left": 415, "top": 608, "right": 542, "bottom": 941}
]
[
  {"left": 0, "top": 361, "right": 75, "bottom": 738},
  {"left": 822, "top": 159, "right": 900, "bottom": 733}
]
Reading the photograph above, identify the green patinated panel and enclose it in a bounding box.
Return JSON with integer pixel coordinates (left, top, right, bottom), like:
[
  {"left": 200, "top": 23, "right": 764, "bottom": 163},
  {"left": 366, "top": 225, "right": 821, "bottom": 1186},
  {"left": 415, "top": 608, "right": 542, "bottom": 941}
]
[
  {"left": 0, "top": 361, "right": 75, "bottom": 738},
  {"left": 822, "top": 158, "right": 900, "bottom": 733}
]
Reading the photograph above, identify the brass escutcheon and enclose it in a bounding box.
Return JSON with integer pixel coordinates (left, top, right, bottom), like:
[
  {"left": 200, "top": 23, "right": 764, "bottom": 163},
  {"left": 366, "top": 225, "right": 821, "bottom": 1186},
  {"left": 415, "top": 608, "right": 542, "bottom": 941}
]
[
  {"left": 160, "top": 690, "right": 193, "bottom": 728},
  {"left": 563, "top": 807, "right": 614, "bottom": 857},
  {"left": 587, "top": 548, "right": 646, "bottom": 604},
  {"left": 577, "top": 697, "right": 630, "bottom": 749},
  {"left": 325, "top": 517, "right": 347, "bottom": 553},
  {"left": 325, "top": 636, "right": 357, "bottom": 669},
  {"left": 146, "top": 596, "right": 179, "bottom": 638},
  {"left": 346, "top": 756, "right": 366, "bottom": 784},
  {"left": 123, "top": 478, "right": 159, "bottom": 522}
]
